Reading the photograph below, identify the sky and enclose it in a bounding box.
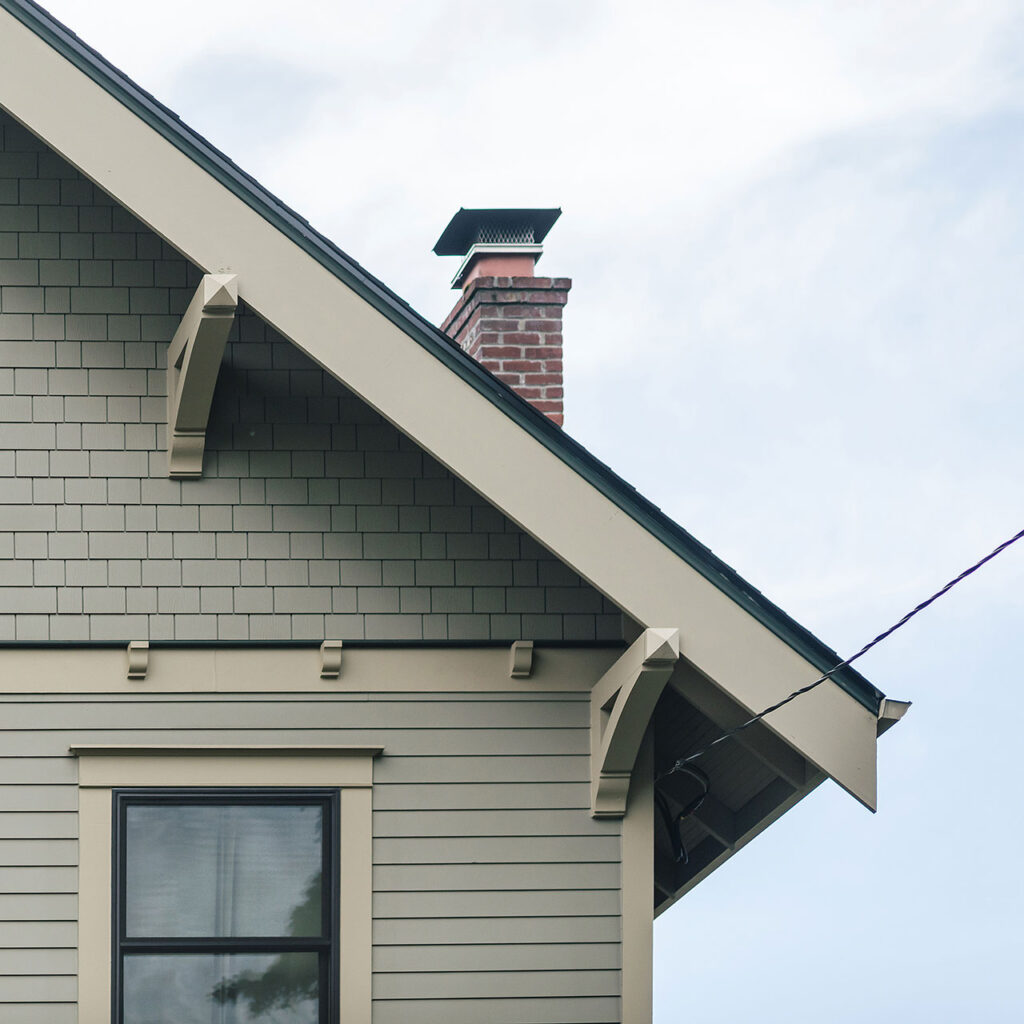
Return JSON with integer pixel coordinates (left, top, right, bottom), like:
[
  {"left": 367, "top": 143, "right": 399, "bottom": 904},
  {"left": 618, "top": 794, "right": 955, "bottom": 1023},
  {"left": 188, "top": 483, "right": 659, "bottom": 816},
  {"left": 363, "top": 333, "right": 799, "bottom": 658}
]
[{"left": 34, "top": 1, "right": 1024, "bottom": 1019}]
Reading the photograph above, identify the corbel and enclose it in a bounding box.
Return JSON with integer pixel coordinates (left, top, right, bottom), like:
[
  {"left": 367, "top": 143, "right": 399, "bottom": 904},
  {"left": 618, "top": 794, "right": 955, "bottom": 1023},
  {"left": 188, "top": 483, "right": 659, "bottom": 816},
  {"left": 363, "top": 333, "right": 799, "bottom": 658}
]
[
  {"left": 591, "top": 627, "right": 679, "bottom": 818},
  {"left": 166, "top": 273, "right": 239, "bottom": 478},
  {"left": 320, "top": 640, "right": 343, "bottom": 679},
  {"left": 509, "top": 640, "right": 534, "bottom": 679},
  {"left": 126, "top": 641, "right": 149, "bottom": 681}
]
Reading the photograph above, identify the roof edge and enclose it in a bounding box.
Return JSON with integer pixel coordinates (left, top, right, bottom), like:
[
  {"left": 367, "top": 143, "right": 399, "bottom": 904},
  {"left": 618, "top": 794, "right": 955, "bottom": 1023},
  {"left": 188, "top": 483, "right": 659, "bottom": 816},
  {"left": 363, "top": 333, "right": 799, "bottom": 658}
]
[{"left": 1, "top": 0, "right": 882, "bottom": 714}]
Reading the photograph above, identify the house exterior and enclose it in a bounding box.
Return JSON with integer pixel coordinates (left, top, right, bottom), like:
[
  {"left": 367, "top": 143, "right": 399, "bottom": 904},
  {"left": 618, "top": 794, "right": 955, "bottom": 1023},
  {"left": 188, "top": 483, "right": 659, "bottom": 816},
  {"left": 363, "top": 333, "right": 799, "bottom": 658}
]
[{"left": 0, "top": 2, "right": 903, "bottom": 1022}]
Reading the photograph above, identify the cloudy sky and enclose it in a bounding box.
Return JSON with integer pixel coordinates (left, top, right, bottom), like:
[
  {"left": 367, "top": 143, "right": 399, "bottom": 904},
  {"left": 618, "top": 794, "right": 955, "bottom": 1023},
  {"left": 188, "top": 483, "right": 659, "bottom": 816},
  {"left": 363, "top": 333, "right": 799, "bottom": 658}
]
[{"left": 38, "top": 1, "right": 1024, "bottom": 1018}]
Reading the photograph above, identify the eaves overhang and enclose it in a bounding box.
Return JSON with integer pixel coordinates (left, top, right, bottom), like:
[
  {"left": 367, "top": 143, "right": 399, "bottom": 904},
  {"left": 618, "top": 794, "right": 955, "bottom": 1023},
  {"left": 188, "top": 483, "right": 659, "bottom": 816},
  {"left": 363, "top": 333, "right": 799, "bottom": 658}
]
[{"left": 0, "top": 0, "right": 882, "bottom": 717}]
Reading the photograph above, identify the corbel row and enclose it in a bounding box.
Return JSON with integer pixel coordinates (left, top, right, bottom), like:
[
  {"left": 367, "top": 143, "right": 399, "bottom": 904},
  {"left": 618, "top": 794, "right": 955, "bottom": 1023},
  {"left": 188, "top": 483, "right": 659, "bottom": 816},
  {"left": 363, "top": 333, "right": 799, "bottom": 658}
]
[{"left": 125, "top": 639, "right": 538, "bottom": 681}]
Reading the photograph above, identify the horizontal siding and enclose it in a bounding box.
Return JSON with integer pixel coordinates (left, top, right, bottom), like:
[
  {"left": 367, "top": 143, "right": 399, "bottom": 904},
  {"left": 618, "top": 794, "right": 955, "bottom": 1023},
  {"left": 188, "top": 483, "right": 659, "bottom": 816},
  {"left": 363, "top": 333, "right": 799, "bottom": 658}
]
[
  {"left": 0, "top": 1006, "right": 76, "bottom": 1024},
  {"left": 0, "top": 841, "right": 77, "bottom": 866},
  {"left": 373, "top": 890, "right": 619, "bottom": 919},
  {"left": 373, "top": 835, "right": 619, "bottom": 864},
  {"left": 374, "top": 783, "right": 589, "bottom": 811},
  {"left": 374, "top": 969, "right": 620, "bottom": 999},
  {"left": 374, "top": 754, "right": 588, "bottom": 784},
  {"left": 0, "top": 759, "right": 78, "bottom": 785},
  {"left": 373, "top": 917, "right": 621, "bottom": 946},
  {"left": 0, "top": 788, "right": 76, "bottom": 812},
  {"left": 0, "top": 813, "right": 77, "bottom": 840},
  {"left": 0, "top": 949, "right": 76, "bottom": 974},
  {"left": 0, "top": 868, "right": 76, "bottom": 894},
  {"left": 372, "top": 996, "right": 621, "bottom": 1024},
  {"left": 0, "top": 976, "right": 76, "bottom": 1001},
  {"left": 374, "top": 862, "right": 619, "bottom": 892},
  {"left": 0, "top": 690, "right": 621, "bottom": 1019},
  {"left": 373, "top": 809, "right": 619, "bottom": 838},
  {"left": 374, "top": 943, "right": 621, "bottom": 972},
  {"left": 0, "top": 922, "right": 76, "bottom": 948},
  {"left": 0, "top": 894, "right": 75, "bottom": 921}
]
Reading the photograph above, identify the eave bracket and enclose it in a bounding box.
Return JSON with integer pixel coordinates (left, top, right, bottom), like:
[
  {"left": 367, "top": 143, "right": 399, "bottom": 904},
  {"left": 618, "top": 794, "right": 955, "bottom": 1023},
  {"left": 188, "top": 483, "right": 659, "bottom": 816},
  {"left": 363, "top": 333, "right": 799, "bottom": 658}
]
[
  {"left": 591, "top": 627, "right": 679, "bottom": 818},
  {"left": 166, "top": 273, "right": 238, "bottom": 478}
]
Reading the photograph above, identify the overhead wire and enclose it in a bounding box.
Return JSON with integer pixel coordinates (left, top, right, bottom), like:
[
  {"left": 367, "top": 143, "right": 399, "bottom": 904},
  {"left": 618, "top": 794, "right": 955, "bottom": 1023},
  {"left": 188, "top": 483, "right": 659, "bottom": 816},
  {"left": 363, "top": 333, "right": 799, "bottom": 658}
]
[{"left": 653, "top": 524, "right": 1024, "bottom": 862}]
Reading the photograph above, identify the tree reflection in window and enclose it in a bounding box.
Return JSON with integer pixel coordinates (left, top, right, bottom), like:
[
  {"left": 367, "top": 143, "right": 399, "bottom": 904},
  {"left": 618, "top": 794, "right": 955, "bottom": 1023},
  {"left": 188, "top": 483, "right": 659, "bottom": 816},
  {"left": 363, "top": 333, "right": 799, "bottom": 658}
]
[{"left": 211, "top": 873, "right": 322, "bottom": 1015}]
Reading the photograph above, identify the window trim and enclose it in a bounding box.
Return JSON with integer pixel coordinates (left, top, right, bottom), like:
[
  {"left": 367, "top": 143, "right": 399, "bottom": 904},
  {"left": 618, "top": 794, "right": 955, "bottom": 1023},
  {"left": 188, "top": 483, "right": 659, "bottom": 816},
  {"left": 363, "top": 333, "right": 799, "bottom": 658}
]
[
  {"left": 72, "top": 745, "right": 380, "bottom": 1023},
  {"left": 111, "top": 787, "right": 339, "bottom": 1024}
]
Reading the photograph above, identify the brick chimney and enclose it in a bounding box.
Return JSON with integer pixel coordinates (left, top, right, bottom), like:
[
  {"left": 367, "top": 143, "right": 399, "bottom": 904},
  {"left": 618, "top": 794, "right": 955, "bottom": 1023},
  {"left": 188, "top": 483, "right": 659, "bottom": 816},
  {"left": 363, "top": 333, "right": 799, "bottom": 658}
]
[{"left": 436, "top": 208, "right": 570, "bottom": 427}]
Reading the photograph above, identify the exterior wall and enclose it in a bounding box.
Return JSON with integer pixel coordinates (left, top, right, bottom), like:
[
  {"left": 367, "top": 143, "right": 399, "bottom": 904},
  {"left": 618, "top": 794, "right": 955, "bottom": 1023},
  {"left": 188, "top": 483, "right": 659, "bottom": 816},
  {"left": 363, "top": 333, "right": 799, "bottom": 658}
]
[
  {"left": 0, "top": 648, "right": 624, "bottom": 1023},
  {"left": 0, "top": 112, "right": 632, "bottom": 1021},
  {"left": 0, "top": 110, "right": 622, "bottom": 643}
]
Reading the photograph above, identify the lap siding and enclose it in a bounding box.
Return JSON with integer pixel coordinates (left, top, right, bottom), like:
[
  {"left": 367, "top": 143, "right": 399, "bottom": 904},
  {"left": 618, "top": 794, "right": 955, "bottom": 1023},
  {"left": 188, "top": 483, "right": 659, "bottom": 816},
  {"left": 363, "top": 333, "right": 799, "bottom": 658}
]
[{"left": 0, "top": 690, "right": 623, "bottom": 1019}]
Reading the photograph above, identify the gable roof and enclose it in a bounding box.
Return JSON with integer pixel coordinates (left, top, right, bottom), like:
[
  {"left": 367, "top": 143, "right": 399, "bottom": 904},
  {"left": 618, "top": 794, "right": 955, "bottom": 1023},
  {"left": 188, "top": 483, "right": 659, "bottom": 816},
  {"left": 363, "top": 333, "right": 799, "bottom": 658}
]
[{"left": 0, "top": 0, "right": 885, "bottom": 808}]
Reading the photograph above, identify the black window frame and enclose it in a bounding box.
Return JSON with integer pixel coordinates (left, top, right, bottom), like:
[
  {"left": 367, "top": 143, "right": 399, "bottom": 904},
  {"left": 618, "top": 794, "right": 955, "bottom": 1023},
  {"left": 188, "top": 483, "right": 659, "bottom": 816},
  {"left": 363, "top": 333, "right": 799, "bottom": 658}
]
[{"left": 111, "top": 787, "right": 340, "bottom": 1024}]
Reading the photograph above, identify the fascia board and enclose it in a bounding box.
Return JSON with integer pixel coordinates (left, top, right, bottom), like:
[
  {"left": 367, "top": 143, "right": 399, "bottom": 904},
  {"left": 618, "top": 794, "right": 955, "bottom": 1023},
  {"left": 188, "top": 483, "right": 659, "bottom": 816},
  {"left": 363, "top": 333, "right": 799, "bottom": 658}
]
[{"left": 0, "top": 3, "right": 878, "bottom": 808}]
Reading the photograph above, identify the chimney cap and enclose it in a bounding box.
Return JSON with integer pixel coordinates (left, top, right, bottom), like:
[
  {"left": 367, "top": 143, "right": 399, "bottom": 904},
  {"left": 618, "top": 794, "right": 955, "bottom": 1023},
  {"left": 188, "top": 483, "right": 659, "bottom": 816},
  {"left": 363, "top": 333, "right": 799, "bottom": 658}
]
[{"left": 433, "top": 207, "right": 561, "bottom": 256}]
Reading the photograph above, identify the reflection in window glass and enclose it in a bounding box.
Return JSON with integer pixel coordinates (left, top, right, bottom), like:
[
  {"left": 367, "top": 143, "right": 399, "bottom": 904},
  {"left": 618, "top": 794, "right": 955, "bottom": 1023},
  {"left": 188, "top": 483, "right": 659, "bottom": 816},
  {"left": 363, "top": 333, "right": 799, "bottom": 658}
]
[
  {"left": 123, "top": 953, "right": 319, "bottom": 1024},
  {"left": 125, "top": 804, "right": 323, "bottom": 938}
]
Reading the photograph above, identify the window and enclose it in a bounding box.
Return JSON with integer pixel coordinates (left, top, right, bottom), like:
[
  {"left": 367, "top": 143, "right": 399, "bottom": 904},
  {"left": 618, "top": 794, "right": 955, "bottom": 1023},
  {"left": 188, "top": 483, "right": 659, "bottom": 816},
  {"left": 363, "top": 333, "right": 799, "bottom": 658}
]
[
  {"left": 72, "top": 745, "right": 377, "bottom": 1023},
  {"left": 112, "top": 789, "right": 338, "bottom": 1024}
]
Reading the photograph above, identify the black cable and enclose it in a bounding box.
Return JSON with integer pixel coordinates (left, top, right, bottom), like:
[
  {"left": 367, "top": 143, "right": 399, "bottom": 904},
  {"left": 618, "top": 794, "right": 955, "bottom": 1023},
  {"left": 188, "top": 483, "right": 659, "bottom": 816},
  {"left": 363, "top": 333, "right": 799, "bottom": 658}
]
[
  {"left": 654, "top": 764, "right": 710, "bottom": 863},
  {"left": 657, "top": 524, "right": 1024, "bottom": 783},
  {"left": 654, "top": 787, "right": 688, "bottom": 865}
]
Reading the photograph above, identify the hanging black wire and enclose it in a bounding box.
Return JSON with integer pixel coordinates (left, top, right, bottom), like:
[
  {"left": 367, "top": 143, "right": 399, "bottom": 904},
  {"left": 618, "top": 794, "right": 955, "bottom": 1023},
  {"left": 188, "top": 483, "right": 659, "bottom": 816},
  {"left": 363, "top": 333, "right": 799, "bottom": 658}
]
[
  {"left": 656, "top": 524, "right": 1024, "bottom": 787},
  {"left": 654, "top": 764, "right": 710, "bottom": 864}
]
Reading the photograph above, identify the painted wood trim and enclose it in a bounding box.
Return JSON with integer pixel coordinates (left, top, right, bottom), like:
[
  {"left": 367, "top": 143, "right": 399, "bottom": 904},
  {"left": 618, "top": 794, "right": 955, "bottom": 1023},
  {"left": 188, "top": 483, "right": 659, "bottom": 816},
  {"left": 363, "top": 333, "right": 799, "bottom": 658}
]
[
  {"left": 339, "top": 786, "right": 373, "bottom": 1021},
  {"left": 591, "top": 630, "right": 679, "bottom": 818},
  {"left": 73, "top": 748, "right": 377, "bottom": 1023},
  {"left": 621, "top": 733, "right": 653, "bottom": 1023},
  {"left": 166, "top": 273, "right": 238, "bottom": 478},
  {"left": 0, "top": 646, "right": 619, "bottom": 694},
  {"left": 69, "top": 744, "right": 384, "bottom": 757},
  {"left": 0, "top": 7, "right": 879, "bottom": 807}
]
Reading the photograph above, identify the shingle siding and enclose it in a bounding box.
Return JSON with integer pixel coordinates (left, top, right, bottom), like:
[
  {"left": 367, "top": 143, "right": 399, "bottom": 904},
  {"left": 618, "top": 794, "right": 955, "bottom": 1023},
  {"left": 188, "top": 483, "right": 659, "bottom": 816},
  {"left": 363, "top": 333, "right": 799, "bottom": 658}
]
[{"left": 0, "top": 110, "right": 623, "bottom": 643}]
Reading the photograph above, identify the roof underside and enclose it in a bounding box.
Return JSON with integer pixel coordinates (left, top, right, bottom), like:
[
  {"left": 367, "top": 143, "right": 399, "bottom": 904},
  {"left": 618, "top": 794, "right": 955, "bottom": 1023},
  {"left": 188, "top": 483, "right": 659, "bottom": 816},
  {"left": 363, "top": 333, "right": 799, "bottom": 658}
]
[{"left": 0, "top": 0, "right": 882, "bottom": 716}]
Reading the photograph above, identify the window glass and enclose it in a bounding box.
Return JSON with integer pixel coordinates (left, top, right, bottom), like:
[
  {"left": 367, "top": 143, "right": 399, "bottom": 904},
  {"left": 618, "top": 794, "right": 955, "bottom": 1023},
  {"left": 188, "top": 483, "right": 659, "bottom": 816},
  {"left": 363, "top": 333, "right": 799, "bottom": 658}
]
[
  {"left": 123, "top": 952, "right": 319, "bottom": 1024},
  {"left": 114, "top": 792, "right": 335, "bottom": 1024},
  {"left": 125, "top": 804, "right": 323, "bottom": 938}
]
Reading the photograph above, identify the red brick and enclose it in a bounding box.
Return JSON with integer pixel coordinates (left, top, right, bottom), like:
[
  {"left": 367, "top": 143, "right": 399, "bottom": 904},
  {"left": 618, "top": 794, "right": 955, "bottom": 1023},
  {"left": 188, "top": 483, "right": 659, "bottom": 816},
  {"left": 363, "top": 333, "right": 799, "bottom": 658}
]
[
  {"left": 478, "top": 319, "right": 521, "bottom": 331},
  {"left": 500, "top": 332, "right": 542, "bottom": 345},
  {"left": 478, "top": 346, "right": 529, "bottom": 359},
  {"left": 441, "top": 269, "right": 571, "bottom": 428},
  {"left": 497, "top": 305, "right": 543, "bottom": 317},
  {"left": 501, "top": 360, "right": 543, "bottom": 373}
]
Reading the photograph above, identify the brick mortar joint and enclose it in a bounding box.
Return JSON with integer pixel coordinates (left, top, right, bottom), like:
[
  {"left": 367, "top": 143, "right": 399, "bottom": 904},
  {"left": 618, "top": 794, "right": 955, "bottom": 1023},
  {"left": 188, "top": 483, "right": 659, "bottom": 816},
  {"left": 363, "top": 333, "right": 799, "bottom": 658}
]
[{"left": 441, "top": 276, "right": 572, "bottom": 336}]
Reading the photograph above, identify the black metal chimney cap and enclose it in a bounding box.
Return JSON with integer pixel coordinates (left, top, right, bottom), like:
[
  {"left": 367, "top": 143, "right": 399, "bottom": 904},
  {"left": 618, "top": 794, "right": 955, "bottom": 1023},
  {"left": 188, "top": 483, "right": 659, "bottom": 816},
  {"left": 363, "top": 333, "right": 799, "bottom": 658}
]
[{"left": 433, "top": 208, "right": 562, "bottom": 256}]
